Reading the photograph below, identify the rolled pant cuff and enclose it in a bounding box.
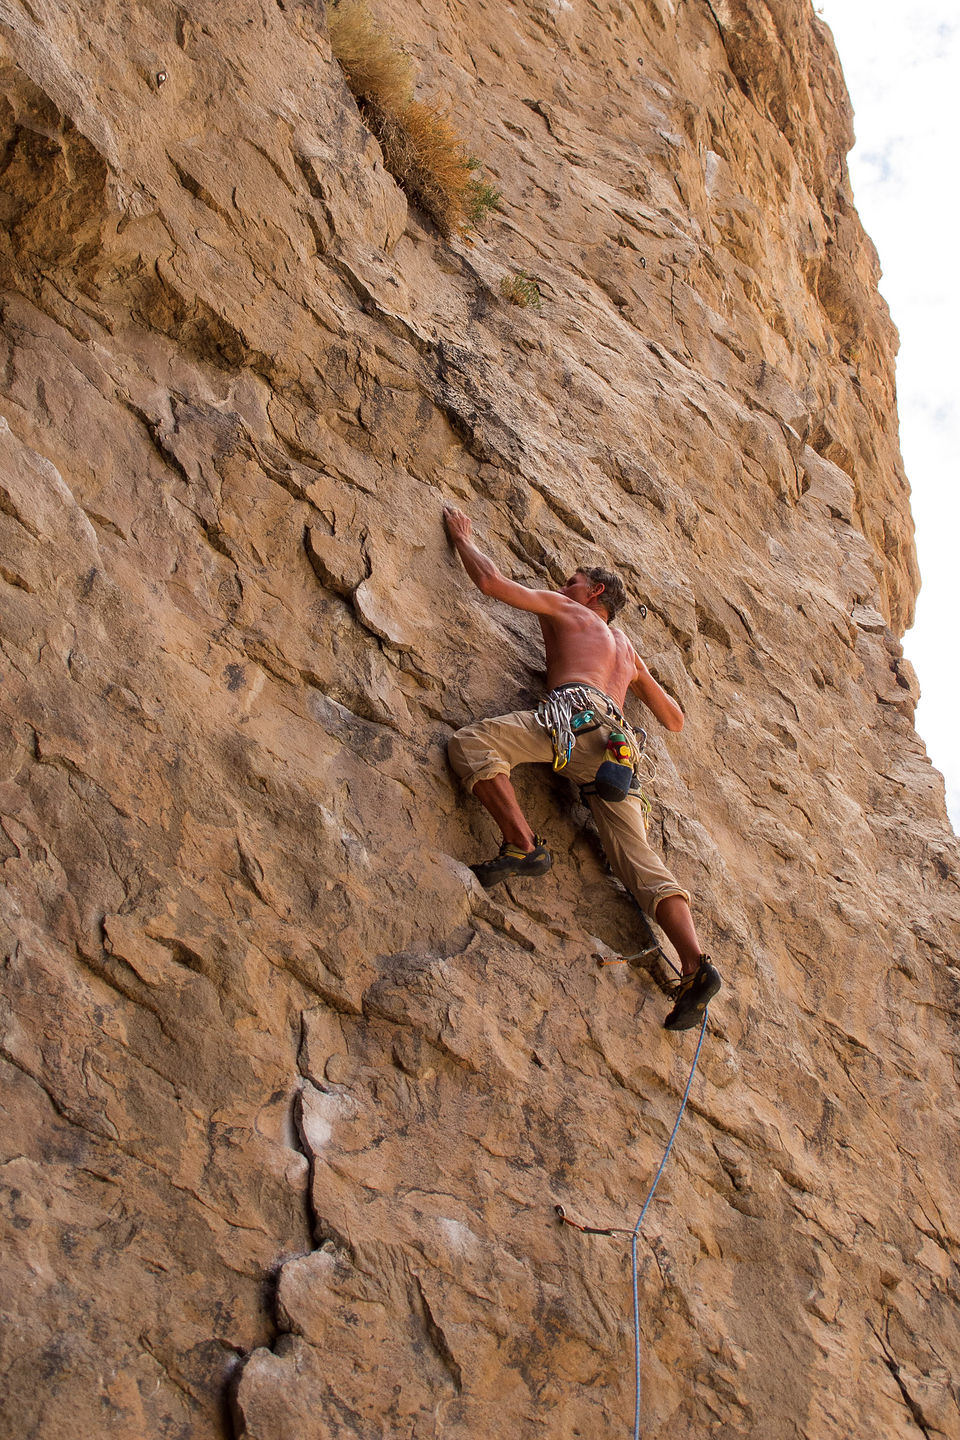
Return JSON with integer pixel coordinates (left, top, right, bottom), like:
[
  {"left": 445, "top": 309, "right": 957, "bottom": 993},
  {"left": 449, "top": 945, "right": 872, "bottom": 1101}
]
[
  {"left": 650, "top": 887, "right": 692, "bottom": 922},
  {"left": 459, "top": 763, "right": 512, "bottom": 795}
]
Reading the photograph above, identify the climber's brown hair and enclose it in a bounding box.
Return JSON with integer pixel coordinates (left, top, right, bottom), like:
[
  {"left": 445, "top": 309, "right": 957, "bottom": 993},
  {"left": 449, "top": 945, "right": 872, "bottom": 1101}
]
[{"left": 579, "top": 565, "right": 627, "bottom": 623}]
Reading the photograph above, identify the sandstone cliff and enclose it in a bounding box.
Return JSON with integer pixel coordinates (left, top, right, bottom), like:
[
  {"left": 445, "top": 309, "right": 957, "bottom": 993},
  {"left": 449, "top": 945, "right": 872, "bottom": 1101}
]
[{"left": 1, "top": 1, "right": 959, "bottom": 1437}]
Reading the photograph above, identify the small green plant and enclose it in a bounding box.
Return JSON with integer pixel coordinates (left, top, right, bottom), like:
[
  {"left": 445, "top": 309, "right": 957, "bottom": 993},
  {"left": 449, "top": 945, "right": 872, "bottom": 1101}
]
[
  {"left": 499, "top": 271, "right": 542, "bottom": 311},
  {"left": 465, "top": 160, "right": 502, "bottom": 227},
  {"left": 328, "top": 1, "right": 500, "bottom": 238}
]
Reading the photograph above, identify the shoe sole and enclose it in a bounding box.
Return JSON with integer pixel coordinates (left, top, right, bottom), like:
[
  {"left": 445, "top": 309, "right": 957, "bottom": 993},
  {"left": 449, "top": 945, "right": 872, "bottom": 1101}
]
[
  {"left": 470, "top": 856, "right": 552, "bottom": 887},
  {"left": 663, "top": 975, "right": 721, "bottom": 1030}
]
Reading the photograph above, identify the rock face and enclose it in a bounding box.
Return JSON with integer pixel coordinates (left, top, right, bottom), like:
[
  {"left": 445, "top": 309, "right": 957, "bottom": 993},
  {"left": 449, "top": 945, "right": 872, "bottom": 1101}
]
[{"left": 1, "top": 1, "right": 958, "bottom": 1437}]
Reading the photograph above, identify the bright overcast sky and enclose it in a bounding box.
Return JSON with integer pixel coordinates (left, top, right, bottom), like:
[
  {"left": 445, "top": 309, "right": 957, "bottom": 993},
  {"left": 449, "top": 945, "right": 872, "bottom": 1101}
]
[{"left": 816, "top": 1, "right": 959, "bottom": 831}]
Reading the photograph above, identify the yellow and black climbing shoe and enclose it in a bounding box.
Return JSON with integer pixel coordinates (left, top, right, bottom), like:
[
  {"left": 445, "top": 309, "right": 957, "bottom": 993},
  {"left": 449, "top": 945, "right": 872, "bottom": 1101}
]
[
  {"left": 471, "top": 837, "right": 552, "bottom": 888},
  {"left": 663, "top": 957, "right": 722, "bottom": 1030}
]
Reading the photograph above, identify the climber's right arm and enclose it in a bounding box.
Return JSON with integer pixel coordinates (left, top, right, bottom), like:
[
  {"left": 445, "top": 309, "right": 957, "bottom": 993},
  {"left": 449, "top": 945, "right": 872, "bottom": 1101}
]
[{"left": 443, "top": 507, "right": 568, "bottom": 617}]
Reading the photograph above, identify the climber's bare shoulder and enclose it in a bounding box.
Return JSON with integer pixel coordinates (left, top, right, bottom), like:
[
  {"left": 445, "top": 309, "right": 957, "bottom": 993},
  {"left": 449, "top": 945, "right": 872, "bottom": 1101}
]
[{"left": 541, "top": 615, "right": 637, "bottom": 704}]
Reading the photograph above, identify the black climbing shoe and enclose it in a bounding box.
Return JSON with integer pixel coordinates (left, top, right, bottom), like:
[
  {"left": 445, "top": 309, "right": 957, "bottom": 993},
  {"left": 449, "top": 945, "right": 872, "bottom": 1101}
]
[
  {"left": 471, "top": 836, "right": 552, "bottom": 888},
  {"left": 663, "top": 957, "right": 722, "bottom": 1031}
]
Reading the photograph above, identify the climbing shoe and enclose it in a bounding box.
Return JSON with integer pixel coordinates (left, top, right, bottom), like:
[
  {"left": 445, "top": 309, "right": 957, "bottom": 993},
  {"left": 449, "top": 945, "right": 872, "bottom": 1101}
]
[
  {"left": 663, "top": 957, "right": 722, "bottom": 1031},
  {"left": 471, "top": 836, "right": 552, "bottom": 888}
]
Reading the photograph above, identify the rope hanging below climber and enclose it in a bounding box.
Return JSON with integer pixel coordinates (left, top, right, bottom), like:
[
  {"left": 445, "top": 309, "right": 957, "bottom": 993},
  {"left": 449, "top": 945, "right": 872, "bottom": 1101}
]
[{"left": 557, "top": 1007, "right": 710, "bottom": 1440}]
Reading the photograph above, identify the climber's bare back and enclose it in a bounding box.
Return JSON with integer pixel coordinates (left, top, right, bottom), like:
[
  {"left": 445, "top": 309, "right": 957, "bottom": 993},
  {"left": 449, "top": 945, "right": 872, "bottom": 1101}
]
[{"left": 539, "top": 601, "right": 637, "bottom": 705}]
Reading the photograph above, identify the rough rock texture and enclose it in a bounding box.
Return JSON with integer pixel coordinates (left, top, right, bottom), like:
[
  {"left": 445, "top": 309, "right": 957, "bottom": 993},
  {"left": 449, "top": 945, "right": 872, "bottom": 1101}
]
[{"left": 1, "top": 1, "right": 958, "bottom": 1437}]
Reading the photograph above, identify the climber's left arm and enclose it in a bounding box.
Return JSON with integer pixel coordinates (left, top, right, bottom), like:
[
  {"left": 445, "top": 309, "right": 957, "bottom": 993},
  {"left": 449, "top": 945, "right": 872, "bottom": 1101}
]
[{"left": 629, "top": 650, "right": 684, "bottom": 732}]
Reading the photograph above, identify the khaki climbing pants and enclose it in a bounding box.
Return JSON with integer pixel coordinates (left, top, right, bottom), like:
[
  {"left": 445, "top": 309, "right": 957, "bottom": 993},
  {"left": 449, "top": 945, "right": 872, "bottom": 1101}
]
[{"left": 448, "top": 706, "right": 690, "bottom": 921}]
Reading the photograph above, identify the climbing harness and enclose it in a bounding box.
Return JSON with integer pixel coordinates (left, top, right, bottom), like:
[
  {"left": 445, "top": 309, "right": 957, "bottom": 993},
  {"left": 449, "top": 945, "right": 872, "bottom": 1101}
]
[
  {"left": 556, "top": 944, "right": 711, "bottom": 1440},
  {"left": 535, "top": 685, "right": 651, "bottom": 808}
]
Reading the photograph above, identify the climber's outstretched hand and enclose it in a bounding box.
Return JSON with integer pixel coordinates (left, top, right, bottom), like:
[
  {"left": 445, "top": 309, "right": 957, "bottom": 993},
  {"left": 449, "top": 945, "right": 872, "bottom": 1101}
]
[{"left": 443, "top": 505, "right": 472, "bottom": 544}]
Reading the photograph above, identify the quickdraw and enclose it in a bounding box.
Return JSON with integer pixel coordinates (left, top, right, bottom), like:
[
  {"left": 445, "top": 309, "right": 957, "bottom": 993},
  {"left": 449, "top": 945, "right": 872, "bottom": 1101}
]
[{"left": 535, "top": 684, "right": 597, "bottom": 770}]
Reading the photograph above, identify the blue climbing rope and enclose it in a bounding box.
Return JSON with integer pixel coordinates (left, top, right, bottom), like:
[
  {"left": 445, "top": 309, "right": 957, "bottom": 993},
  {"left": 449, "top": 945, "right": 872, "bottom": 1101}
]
[
  {"left": 555, "top": 1001, "right": 710, "bottom": 1439},
  {"left": 629, "top": 1008, "right": 709, "bottom": 1440}
]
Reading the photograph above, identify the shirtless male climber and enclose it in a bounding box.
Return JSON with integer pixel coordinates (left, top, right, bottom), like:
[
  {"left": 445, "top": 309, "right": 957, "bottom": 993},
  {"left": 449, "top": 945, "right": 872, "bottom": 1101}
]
[{"left": 443, "top": 505, "right": 721, "bottom": 1031}]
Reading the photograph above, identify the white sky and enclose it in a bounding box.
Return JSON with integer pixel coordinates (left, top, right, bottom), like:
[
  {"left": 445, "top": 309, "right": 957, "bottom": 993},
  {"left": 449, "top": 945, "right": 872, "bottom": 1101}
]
[{"left": 816, "top": 1, "right": 959, "bottom": 830}]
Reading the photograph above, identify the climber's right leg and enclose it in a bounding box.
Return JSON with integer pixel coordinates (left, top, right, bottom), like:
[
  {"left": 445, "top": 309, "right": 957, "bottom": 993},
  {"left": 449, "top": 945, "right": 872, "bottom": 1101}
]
[
  {"left": 448, "top": 712, "right": 554, "bottom": 884},
  {"left": 470, "top": 775, "right": 536, "bottom": 853}
]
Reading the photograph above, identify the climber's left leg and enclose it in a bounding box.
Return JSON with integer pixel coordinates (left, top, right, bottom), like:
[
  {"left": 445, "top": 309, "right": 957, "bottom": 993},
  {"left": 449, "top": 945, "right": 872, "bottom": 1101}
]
[
  {"left": 586, "top": 790, "right": 721, "bottom": 1026},
  {"left": 651, "top": 894, "right": 703, "bottom": 976}
]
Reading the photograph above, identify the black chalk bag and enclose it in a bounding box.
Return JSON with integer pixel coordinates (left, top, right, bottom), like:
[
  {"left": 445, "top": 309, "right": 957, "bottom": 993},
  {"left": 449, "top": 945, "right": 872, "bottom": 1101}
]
[
  {"left": 591, "top": 730, "right": 635, "bottom": 802},
  {"left": 593, "top": 759, "right": 634, "bottom": 802}
]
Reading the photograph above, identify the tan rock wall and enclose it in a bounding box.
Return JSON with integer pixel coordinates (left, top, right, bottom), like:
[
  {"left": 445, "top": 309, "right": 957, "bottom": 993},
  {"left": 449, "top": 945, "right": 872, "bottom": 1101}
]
[{"left": 1, "top": 1, "right": 958, "bottom": 1437}]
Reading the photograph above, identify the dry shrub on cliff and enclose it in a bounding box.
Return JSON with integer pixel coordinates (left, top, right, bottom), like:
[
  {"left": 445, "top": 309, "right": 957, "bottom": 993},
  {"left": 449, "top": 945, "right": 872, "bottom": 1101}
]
[
  {"left": 328, "top": 0, "right": 500, "bottom": 236},
  {"left": 327, "top": 0, "right": 414, "bottom": 112},
  {"left": 373, "top": 101, "right": 500, "bottom": 235}
]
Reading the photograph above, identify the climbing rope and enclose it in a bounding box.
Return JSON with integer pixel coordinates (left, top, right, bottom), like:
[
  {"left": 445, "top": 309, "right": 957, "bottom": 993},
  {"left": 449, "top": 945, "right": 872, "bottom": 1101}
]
[
  {"left": 629, "top": 1009, "right": 708, "bottom": 1439},
  {"left": 556, "top": 967, "right": 710, "bottom": 1440}
]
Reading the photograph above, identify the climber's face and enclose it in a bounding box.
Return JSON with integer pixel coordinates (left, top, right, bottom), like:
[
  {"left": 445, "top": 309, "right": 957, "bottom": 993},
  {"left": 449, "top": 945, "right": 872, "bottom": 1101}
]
[{"left": 560, "top": 571, "right": 603, "bottom": 607}]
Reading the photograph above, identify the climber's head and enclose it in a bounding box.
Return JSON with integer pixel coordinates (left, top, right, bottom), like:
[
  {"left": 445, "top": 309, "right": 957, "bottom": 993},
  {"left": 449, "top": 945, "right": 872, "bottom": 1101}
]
[{"left": 561, "top": 565, "right": 627, "bottom": 623}]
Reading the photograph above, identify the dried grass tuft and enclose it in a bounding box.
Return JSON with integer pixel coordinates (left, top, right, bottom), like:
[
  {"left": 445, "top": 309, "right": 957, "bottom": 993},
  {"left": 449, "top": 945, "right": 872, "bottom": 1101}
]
[
  {"left": 373, "top": 100, "right": 471, "bottom": 235},
  {"left": 327, "top": 0, "right": 414, "bottom": 113},
  {"left": 499, "top": 270, "right": 542, "bottom": 310},
  {"left": 328, "top": 1, "right": 499, "bottom": 237}
]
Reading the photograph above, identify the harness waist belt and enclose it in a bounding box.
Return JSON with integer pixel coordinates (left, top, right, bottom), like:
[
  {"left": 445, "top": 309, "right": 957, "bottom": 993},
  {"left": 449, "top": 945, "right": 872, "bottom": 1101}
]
[
  {"left": 552, "top": 681, "right": 629, "bottom": 727},
  {"left": 535, "top": 683, "right": 646, "bottom": 772}
]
